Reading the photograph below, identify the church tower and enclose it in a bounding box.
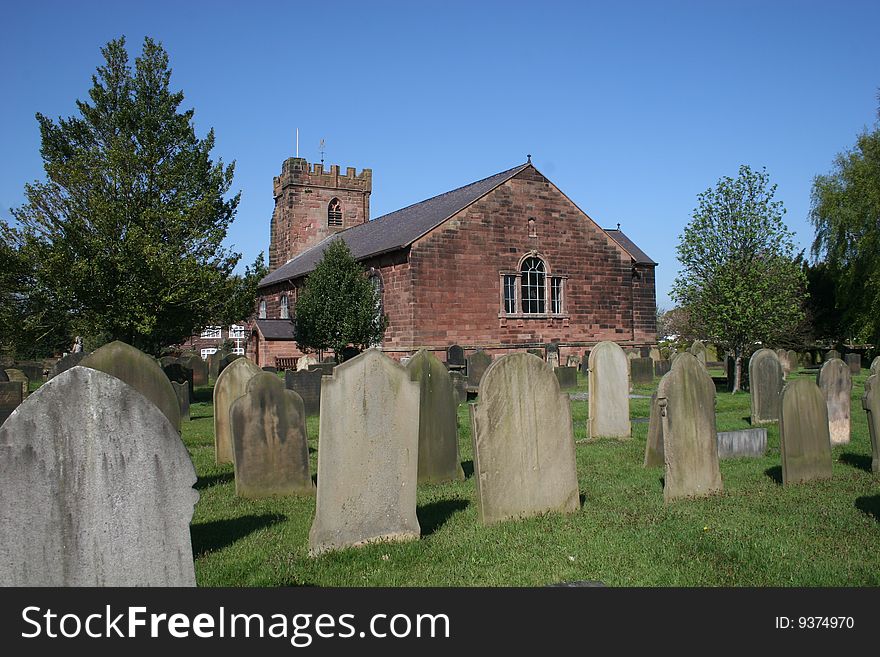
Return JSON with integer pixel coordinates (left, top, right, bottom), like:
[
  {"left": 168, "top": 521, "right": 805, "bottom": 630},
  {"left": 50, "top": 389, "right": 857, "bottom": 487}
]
[{"left": 268, "top": 157, "right": 372, "bottom": 271}]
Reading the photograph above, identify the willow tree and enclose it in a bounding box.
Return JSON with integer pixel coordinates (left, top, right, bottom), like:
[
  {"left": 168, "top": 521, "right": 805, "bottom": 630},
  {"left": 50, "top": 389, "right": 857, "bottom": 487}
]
[{"left": 672, "top": 165, "right": 806, "bottom": 392}]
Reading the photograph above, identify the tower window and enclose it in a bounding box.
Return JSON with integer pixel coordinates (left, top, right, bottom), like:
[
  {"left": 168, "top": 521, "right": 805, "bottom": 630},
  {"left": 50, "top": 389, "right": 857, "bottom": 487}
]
[
  {"left": 521, "top": 257, "right": 546, "bottom": 314},
  {"left": 328, "top": 198, "right": 343, "bottom": 226}
]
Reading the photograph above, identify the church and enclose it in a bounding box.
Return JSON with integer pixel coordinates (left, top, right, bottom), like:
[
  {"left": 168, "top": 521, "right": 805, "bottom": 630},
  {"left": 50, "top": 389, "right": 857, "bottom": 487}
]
[{"left": 248, "top": 156, "right": 657, "bottom": 367}]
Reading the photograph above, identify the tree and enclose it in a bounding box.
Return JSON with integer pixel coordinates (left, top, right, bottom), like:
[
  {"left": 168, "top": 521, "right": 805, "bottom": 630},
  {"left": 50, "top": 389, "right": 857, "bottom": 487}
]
[
  {"left": 3, "top": 37, "right": 263, "bottom": 357},
  {"left": 293, "top": 239, "right": 387, "bottom": 361},
  {"left": 671, "top": 165, "right": 806, "bottom": 392},
  {"left": 810, "top": 97, "right": 880, "bottom": 345}
]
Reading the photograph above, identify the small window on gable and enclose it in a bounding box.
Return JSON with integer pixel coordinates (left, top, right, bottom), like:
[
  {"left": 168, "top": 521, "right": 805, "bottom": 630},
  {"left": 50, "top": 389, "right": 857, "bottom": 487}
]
[
  {"left": 528, "top": 217, "right": 537, "bottom": 237},
  {"left": 328, "top": 198, "right": 343, "bottom": 227},
  {"left": 280, "top": 294, "right": 289, "bottom": 319},
  {"left": 258, "top": 299, "right": 267, "bottom": 319}
]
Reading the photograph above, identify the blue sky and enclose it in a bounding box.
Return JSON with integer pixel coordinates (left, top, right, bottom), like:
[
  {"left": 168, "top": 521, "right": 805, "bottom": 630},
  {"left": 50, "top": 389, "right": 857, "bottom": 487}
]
[{"left": 2, "top": 0, "right": 878, "bottom": 308}]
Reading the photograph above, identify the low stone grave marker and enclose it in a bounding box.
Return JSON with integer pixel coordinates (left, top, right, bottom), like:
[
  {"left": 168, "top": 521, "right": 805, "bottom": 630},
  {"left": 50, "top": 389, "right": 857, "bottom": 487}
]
[
  {"left": 171, "top": 381, "right": 190, "bottom": 422},
  {"left": 554, "top": 366, "right": 578, "bottom": 390},
  {"left": 284, "top": 369, "right": 323, "bottom": 416},
  {"left": 717, "top": 428, "right": 767, "bottom": 459},
  {"left": 630, "top": 357, "right": 653, "bottom": 385}
]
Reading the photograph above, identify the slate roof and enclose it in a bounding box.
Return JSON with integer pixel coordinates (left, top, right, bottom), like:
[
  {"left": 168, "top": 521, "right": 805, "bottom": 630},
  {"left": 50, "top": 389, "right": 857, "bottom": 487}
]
[
  {"left": 254, "top": 319, "right": 296, "bottom": 340},
  {"left": 259, "top": 163, "right": 531, "bottom": 287},
  {"left": 605, "top": 229, "right": 656, "bottom": 265}
]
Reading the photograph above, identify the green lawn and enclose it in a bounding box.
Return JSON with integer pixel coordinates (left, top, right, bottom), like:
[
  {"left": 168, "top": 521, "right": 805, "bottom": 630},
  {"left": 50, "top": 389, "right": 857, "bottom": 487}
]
[{"left": 185, "top": 367, "right": 880, "bottom": 587}]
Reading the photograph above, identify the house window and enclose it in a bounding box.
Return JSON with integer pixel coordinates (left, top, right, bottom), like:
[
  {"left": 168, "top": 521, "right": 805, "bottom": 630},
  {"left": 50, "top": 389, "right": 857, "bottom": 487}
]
[
  {"left": 200, "top": 326, "right": 221, "bottom": 339},
  {"left": 551, "top": 277, "right": 563, "bottom": 314},
  {"left": 328, "top": 198, "right": 343, "bottom": 227},
  {"left": 280, "top": 294, "right": 289, "bottom": 319},
  {"left": 258, "top": 299, "right": 267, "bottom": 319},
  {"left": 229, "top": 324, "right": 246, "bottom": 339},
  {"left": 521, "top": 257, "right": 546, "bottom": 314},
  {"left": 503, "top": 274, "right": 517, "bottom": 314},
  {"left": 201, "top": 347, "right": 218, "bottom": 359}
]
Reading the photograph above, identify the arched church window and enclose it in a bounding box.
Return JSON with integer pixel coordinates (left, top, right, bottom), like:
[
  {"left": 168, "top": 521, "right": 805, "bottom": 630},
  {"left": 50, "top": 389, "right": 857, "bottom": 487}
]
[
  {"left": 521, "top": 256, "right": 546, "bottom": 314},
  {"left": 280, "top": 294, "right": 289, "bottom": 319},
  {"left": 328, "top": 198, "right": 343, "bottom": 227}
]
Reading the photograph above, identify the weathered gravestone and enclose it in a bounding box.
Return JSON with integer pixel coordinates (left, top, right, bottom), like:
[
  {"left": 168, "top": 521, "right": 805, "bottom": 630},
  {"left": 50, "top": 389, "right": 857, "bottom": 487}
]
[
  {"left": 547, "top": 352, "right": 560, "bottom": 368},
  {"left": 630, "top": 357, "right": 653, "bottom": 385},
  {"left": 4, "top": 369, "right": 28, "bottom": 400},
  {"left": 182, "top": 355, "right": 208, "bottom": 386},
  {"left": 649, "top": 347, "right": 662, "bottom": 362},
  {"left": 284, "top": 368, "right": 323, "bottom": 416},
  {"left": 787, "top": 350, "right": 798, "bottom": 373},
  {"left": 309, "top": 350, "right": 420, "bottom": 556},
  {"left": 407, "top": 350, "right": 464, "bottom": 484},
  {"left": 0, "top": 382, "right": 23, "bottom": 426},
  {"left": 296, "top": 354, "right": 318, "bottom": 371},
  {"left": 749, "top": 349, "right": 783, "bottom": 424},
  {"left": 727, "top": 355, "right": 750, "bottom": 392},
  {"left": 446, "top": 344, "right": 466, "bottom": 372},
  {"left": 449, "top": 371, "right": 468, "bottom": 404},
  {"left": 171, "top": 381, "right": 190, "bottom": 422},
  {"left": 654, "top": 359, "right": 672, "bottom": 377},
  {"left": 466, "top": 350, "right": 493, "bottom": 390},
  {"left": 164, "top": 362, "right": 194, "bottom": 398},
  {"left": 640, "top": 347, "right": 651, "bottom": 358},
  {"left": 717, "top": 428, "right": 767, "bottom": 459},
  {"left": 799, "top": 351, "right": 815, "bottom": 368},
  {"left": 588, "top": 341, "right": 630, "bottom": 440},
  {"left": 213, "top": 357, "right": 261, "bottom": 464},
  {"left": 776, "top": 349, "right": 792, "bottom": 377},
  {"left": 779, "top": 379, "right": 833, "bottom": 485},
  {"left": 470, "top": 353, "right": 580, "bottom": 524},
  {"left": 871, "top": 356, "right": 880, "bottom": 377},
  {"left": 860, "top": 374, "right": 880, "bottom": 473},
  {"left": 159, "top": 356, "right": 179, "bottom": 368},
  {"left": 643, "top": 391, "right": 664, "bottom": 468},
  {"left": 0, "top": 367, "right": 198, "bottom": 585},
  {"left": 308, "top": 362, "right": 335, "bottom": 377},
  {"left": 657, "top": 353, "right": 723, "bottom": 502},
  {"left": 554, "top": 366, "right": 578, "bottom": 390},
  {"left": 825, "top": 349, "right": 841, "bottom": 363},
  {"left": 81, "top": 341, "right": 180, "bottom": 432},
  {"left": 689, "top": 340, "right": 708, "bottom": 369},
  {"left": 566, "top": 355, "right": 580, "bottom": 368},
  {"left": 817, "top": 359, "right": 851, "bottom": 445},
  {"left": 230, "top": 373, "right": 314, "bottom": 498},
  {"left": 207, "top": 350, "right": 224, "bottom": 381},
  {"left": 48, "top": 352, "right": 87, "bottom": 379},
  {"left": 845, "top": 353, "right": 861, "bottom": 376}
]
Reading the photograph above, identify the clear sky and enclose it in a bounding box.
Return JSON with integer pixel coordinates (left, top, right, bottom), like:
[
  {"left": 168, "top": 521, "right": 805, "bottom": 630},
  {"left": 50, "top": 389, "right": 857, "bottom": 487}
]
[{"left": 2, "top": 0, "right": 878, "bottom": 308}]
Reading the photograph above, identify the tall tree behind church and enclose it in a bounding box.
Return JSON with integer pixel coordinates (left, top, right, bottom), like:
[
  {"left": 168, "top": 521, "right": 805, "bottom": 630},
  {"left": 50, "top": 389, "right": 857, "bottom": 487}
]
[{"left": 3, "top": 37, "right": 263, "bottom": 356}]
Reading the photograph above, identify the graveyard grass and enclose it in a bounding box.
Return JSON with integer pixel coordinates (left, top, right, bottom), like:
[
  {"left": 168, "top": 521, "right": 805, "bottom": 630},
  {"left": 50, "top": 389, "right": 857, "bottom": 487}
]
[{"left": 184, "top": 368, "right": 880, "bottom": 587}]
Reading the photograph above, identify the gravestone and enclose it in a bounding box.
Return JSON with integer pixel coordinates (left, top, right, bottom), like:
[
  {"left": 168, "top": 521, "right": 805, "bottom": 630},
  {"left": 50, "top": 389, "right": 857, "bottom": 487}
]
[
  {"left": 446, "top": 345, "right": 466, "bottom": 371},
  {"left": 470, "top": 353, "right": 580, "bottom": 524},
  {"left": 630, "top": 357, "right": 653, "bottom": 385},
  {"left": 640, "top": 347, "right": 651, "bottom": 358},
  {"left": 0, "top": 381, "right": 23, "bottom": 425},
  {"left": 308, "top": 362, "right": 335, "bottom": 376},
  {"left": 643, "top": 391, "right": 664, "bottom": 468},
  {"left": 657, "top": 353, "right": 722, "bottom": 502},
  {"left": 689, "top": 340, "right": 708, "bottom": 369},
  {"left": 340, "top": 346, "right": 362, "bottom": 362},
  {"left": 296, "top": 354, "right": 318, "bottom": 371},
  {"left": 182, "top": 355, "right": 208, "bottom": 386},
  {"left": 159, "top": 356, "right": 179, "bottom": 368},
  {"left": 654, "top": 359, "right": 672, "bottom": 377},
  {"left": 749, "top": 349, "right": 783, "bottom": 424},
  {"left": 649, "top": 347, "right": 662, "bottom": 362},
  {"left": 171, "top": 380, "right": 190, "bottom": 422},
  {"left": 779, "top": 379, "right": 833, "bottom": 485},
  {"left": 627, "top": 350, "right": 640, "bottom": 361},
  {"left": 547, "top": 352, "right": 560, "bottom": 369},
  {"left": 213, "top": 357, "right": 261, "bottom": 464},
  {"left": 285, "top": 369, "right": 323, "bottom": 416},
  {"left": 164, "top": 362, "right": 194, "bottom": 398},
  {"left": 407, "top": 350, "right": 464, "bottom": 484},
  {"left": 844, "top": 353, "right": 861, "bottom": 376},
  {"left": 81, "top": 341, "right": 180, "bottom": 432},
  {"left": 218, "top": 353, "right": 243, "bottom": 378},
  {"left": 776, "top": 349, "right": 792, "bottom": 377},
  {"left": 14, "top": 362, "right": 44, "bottom": 382},
  {"left": 588, "top": 341, "right": 630, "bottom": 440},
  {"left": 0, "top": 367, "right": 198, "bottom": 585},
  {"left": 230, "top": 373, "right": 314, "bottom": 498},
  {"left": 207, "top": 351, "right": 224, "bottom": 381},
  {"left": 817, "top": 359, "right": 851, "bottom": 445},
  {"left": 4, "top": 369, "right": 28, "bottom": 400},
  {"left": 871, "top": 356, "right": 880, "bottom": 377},
  {"left": 554, "top": 366, "right": 578, "bottom": 390},
  {"left": 566, "top": 355, "right": 580, "bottom": 368},
  {"left": 309, "top": 350, "right": 420, "bottom": 556},
  {"left": 787, "top": 350, "right": 798, "bottom": 373},
  {"left": 799, "top": 351, "right": 815, "bottom": 368},
  {"left": 825, "top": 349, "right": 841, "bottom": 362},
  {"left": 860, "top": 374, "right": 880, "bottom": 473},
  {"left": 466, "top": 350, "right": 492, "bottom": 390},
  {"left": 449, "top": 371, "right": 468, "bottom": 404},
  {"left": 48, "top": 352, "right": 87, "bottom": 379},
  {"left": 717, "top": 428, "right": 767, "bottom": 459},
  {"left": 580, "top": 350, "right": 591, "bottom": 375}
]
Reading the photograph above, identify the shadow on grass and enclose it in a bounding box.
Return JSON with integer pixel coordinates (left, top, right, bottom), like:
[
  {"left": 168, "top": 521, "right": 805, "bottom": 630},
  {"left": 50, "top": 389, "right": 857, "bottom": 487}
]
[
  {"left": 765, "top": 466, "right": 783, "bottom": 485},
  {"left": 193, "top": 388, "right": 213, "bottom": 404},
  {"left": 190, "top": 412, "right": 213, "bottom": 420},
  {"left": 417, "top": 499, "right": 469, "bottom": 536},
  {"left": 461, "top": 460, "right": 474, "bottom": 479},
  {"left": 839, "top": 452, "right": 872, "bottom": 473},
  {"left": 855, "top": 495, "right": 880, "bottom": 523},
  {"left": 191, "top": 514, "right": 287, "bottom": 556},
  {"left": 195, "top": 472, "right": 234, "bottom": 490}
]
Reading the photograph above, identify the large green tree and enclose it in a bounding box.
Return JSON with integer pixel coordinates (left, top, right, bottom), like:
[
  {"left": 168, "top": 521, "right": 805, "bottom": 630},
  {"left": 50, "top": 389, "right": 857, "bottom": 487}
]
[
  {"left": 672, "top": 165, "right": 806, "bottom": 392},
  {"left": 810, "top": 98, "right": 880, "bottom": 345},
  {"left": 293, "top": 239, "right": 387, "bottom": 361},
  {"left": 2, "top": 37, "right": 263, "bottom": 357}
]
